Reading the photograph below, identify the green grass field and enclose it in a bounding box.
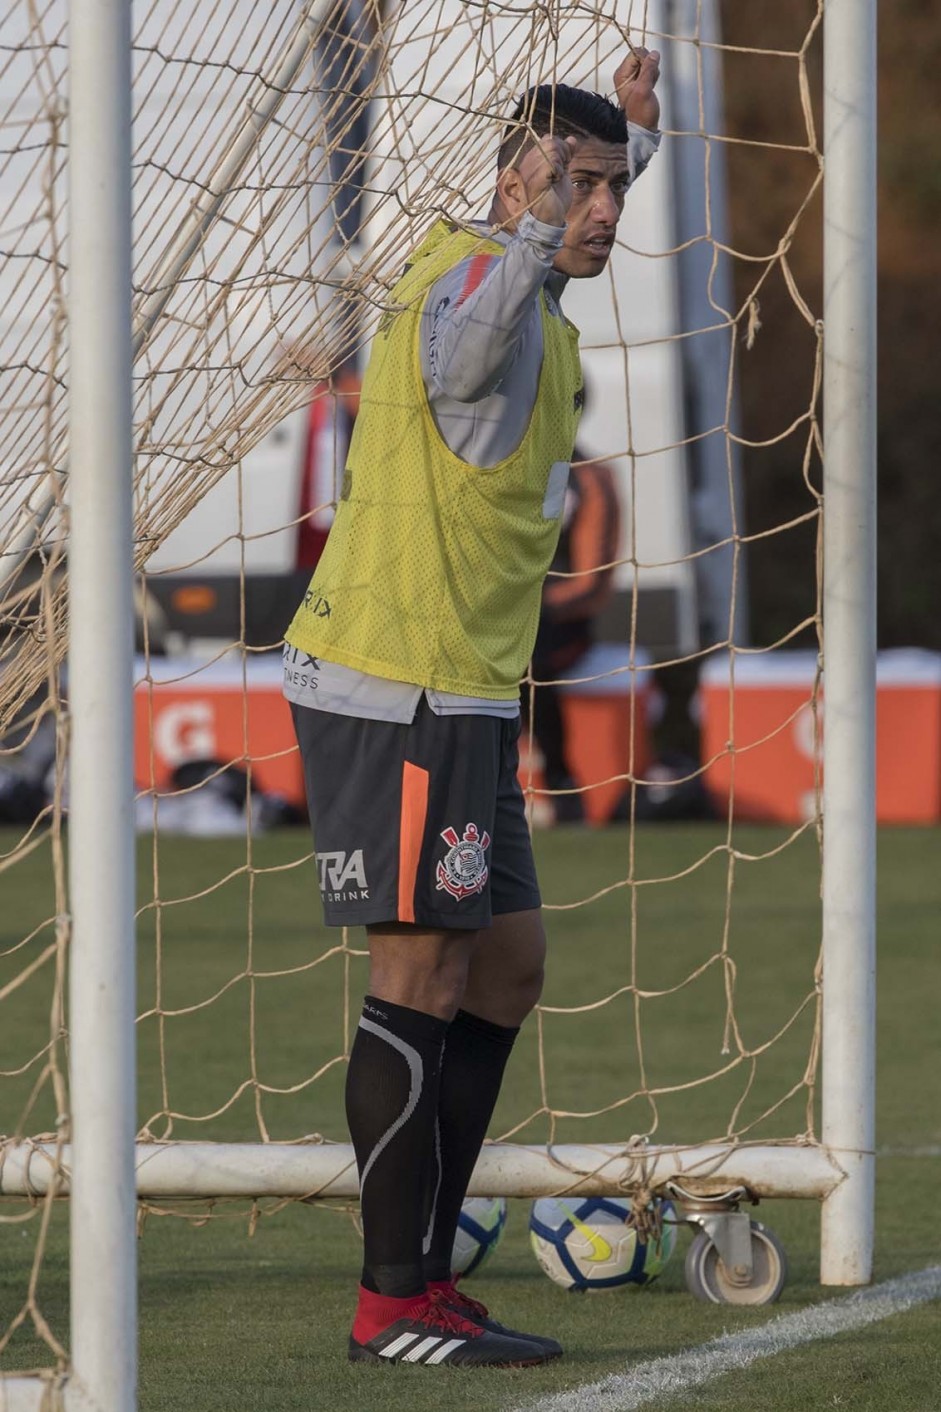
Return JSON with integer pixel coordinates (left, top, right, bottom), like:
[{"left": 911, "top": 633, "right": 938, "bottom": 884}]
[{"left": 1, "top": 823, "right": 940, "bottom": 1410}]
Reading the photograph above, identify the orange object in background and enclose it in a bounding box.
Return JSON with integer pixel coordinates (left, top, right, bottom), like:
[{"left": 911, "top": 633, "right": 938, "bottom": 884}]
[
  {"left": 134, "top": 655, "right": 306, "bottom": 806},
  {"left": 133, "top": 646, "right": 653, "bottom": 826},
  {"left": 699, "top": 649, "right": 941, "bottom": 824},
  {"left": 518, "top": 643, "right": 654, "bottom": 825}
]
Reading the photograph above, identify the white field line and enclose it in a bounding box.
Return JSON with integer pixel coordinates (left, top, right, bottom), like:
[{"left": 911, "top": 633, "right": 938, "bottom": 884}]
[{"left": 513, "top": 1265, "right": 941, "bottom": 1412}]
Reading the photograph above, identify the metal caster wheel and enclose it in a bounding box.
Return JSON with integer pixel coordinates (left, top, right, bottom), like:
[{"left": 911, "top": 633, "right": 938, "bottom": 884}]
[{"left": 684, "top": 1219, "right": 788, "bottom": 1305}]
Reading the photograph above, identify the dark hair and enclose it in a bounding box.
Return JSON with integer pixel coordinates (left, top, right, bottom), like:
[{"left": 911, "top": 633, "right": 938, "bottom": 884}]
[{"left": 497, "top": 83, "right": 628, "bottom": 169}]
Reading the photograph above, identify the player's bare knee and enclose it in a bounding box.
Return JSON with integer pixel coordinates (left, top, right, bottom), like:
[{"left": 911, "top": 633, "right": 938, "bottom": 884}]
[
  {"left": 366, "top": 925, "right": 476, "bottom": 1020},
  {"left": 464, "top": 963, "right": 542, "bottom": 1027},
  {"left": 507, "top": 956, "right": 545, "bottom": 1022},
  {"left": 367, "top": 962, "right": 468, "bottom": 1020},
  {"left": 465, "top": 944, "right": 545, "bottom": 1026}
]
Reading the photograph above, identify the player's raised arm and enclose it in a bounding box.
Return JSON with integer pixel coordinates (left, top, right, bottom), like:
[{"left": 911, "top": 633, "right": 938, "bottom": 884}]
[
  {"left": 613, "top": 46, "right": 661, "bottom": 132},
  {"left": 423, "top": 214, "right": 565, "bottom": 404},
  {"left": 497, "top": 134, "right": 578, "bottom": 229},
  {"left": 424, "top": 134, "right": 578, "bottom": 403}
]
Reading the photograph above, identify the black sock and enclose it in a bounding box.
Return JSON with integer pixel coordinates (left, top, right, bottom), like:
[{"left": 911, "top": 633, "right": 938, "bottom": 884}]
[
  {"left": 345, "top": 995, "right": 449, "bottom": 1298},
  {"left": 423, "top": 1008, "right": 518, "bottom": 1283}
]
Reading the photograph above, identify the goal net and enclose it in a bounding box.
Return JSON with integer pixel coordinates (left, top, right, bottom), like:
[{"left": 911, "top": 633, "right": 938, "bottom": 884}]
[{"left": 0, "top": 0, "right": 874, "bottom": 1400}]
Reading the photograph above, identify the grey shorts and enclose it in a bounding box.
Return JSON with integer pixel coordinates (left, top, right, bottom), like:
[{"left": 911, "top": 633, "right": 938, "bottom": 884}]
[{"left": 290, "top": 698, "right": 541, "bottom": 930}]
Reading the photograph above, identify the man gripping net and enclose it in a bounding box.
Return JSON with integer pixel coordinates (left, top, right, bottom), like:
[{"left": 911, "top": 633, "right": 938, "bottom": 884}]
[{"left": 283, "top": 47, "right": 661, "bottom": 1369}]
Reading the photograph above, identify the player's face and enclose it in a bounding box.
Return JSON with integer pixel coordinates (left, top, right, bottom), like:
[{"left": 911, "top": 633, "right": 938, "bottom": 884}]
[{"left": 553, "top": 137, "right": 631, "bottom": 279}]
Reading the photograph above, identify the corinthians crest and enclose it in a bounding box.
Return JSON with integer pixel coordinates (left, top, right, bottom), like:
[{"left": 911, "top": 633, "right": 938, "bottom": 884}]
[{"left": 435, "top": 822, "right": 491, "bottom": 901}]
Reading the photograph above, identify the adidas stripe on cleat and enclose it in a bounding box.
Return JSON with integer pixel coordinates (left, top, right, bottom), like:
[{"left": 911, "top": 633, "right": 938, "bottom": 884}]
[
  {"left": 348, "top": 1290, "right": 552, "bottom": 1366},
  {"left": 432, "top": 1281, "right": 563, "bottom": 1359}
]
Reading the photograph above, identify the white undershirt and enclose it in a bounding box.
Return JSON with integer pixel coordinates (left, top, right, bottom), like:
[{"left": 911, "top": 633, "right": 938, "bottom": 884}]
[{"left": 282, "top": 643, "right": 519, "bottom": 722}]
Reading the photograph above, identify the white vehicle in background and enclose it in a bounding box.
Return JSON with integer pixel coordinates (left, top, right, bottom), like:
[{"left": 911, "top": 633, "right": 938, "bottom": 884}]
[{"left": 1, "top": 0, "right": 745, "bottom": 661}]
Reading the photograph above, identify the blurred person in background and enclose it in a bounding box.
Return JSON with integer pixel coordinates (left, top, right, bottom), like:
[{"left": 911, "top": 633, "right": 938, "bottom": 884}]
[
  {"left": 295, "top": 366, "right": 361, "bottom": 570},
  {"left": 523, "top": 446, "right": 621, "bottom": 824}
]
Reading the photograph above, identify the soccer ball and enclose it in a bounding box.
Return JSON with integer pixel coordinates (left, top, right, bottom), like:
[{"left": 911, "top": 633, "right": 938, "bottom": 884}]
[
  {"left": 451, "top": 1195, "right": 508, "bottom": 1277},
  {"left": 529, "top": 1195, "right": 678, "bottom": 1292}
]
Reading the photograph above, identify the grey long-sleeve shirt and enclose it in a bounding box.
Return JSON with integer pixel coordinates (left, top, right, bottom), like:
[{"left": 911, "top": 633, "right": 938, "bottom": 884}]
[{"left": 283, "top": 122, "right": 660, "bottom": 720}]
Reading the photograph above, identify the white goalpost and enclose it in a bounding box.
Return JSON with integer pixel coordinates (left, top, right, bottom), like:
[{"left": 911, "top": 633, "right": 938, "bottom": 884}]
[
  {"left": 63, "top": 4, "right": 136, "bottom": 1411},
  {"left": 0, "top": 0, "right": 876, "bottom": 1405},
  {"left": 819, "top": 0, "right": 877, "bottom": 1287}
]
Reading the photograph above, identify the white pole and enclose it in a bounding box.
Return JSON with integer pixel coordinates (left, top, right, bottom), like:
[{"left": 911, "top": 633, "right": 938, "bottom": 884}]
[
  {"left": 67, "top": 0, "right": 137, "bottom": 1406},
  {"left": 0, "top": 1140, "right": 845, "bottom": 1203},
  {"left": 820, "top": 0, "right": 877, "bottom": 1285}
]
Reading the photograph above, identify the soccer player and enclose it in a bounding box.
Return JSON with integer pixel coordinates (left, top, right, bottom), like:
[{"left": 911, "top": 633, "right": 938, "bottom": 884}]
[{"left": 283, "top": 48, "right": 661, "bottom": 1367}]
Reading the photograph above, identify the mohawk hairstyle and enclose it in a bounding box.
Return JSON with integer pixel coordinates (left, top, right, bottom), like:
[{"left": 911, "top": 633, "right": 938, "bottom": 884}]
[{"left": 497, "top": 83, "right": 628, "bottom": 170}]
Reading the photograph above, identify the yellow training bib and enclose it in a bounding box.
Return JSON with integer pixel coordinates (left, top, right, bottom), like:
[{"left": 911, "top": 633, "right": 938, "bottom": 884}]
[{"left": 285, "top": 221, "right": 582, "bottom": 698}]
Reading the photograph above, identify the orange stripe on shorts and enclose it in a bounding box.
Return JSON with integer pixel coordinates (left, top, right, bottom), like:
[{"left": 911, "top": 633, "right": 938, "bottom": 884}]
[{"left": 399, "top": 761, "right": 430, "bottom": 923}]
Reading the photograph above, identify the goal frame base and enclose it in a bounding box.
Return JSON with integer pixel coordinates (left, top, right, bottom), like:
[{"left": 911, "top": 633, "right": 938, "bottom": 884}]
[{"left": 0, "top": 1138, "right": 843, "bottom": 1203}]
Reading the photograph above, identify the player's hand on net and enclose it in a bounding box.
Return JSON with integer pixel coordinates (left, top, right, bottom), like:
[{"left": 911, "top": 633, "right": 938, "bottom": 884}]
[
  {"left": 614, "top": 47, "right": 661, "bottom": 130},
  {"left": 518, "top": 135, "right": 578, "bottom": 227}
]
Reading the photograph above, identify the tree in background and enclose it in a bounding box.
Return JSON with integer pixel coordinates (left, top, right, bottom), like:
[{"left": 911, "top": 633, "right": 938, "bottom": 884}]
[{"left": 719, "top": 0, "right": 941, "bottom": 650}]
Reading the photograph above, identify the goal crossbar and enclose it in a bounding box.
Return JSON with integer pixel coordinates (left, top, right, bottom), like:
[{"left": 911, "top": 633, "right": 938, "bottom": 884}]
[{"left": 0, "top": 1140, "right": 843, "bottom": 1202}]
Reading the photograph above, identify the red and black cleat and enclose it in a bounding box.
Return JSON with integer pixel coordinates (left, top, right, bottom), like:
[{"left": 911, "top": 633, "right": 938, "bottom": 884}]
[
  {"left": 430, "top": 1280, "right": 563, "bottom": 1359},
  {"left": 348, "top": 1289, "right": 553, "bottom": 1366}
]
